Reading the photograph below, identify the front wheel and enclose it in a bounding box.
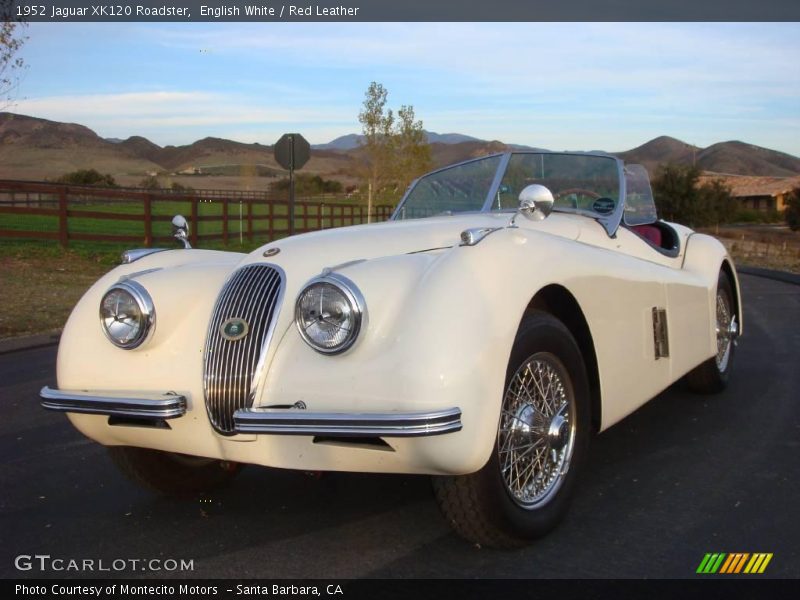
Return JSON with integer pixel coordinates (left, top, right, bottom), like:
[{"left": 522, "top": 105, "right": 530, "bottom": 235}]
[
  {"left": 686, "top": 271, "right": 738, "bottom": 394},
  {"left": 108, "top": 446, "right": 241, "bottom": 496},
  {"left": 433, "top": 312, "right": 591, "bottom": 548}
]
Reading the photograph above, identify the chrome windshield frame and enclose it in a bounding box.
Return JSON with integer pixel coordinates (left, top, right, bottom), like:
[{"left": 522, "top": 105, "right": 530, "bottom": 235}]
[{"left": 392, "top": 150, "right": 627, "bottom": 238}]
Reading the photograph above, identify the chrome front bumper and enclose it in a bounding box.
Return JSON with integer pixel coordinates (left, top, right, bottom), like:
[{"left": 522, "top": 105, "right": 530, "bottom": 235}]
[
  {"left": 41, "top": 387, "right": 462, "bottom": 437},
  {"left": 40, "top": 387, "right": 186, "bottom": 420},
  {"left": 232, "top": 406, "right": 463, "bottom": 437}
]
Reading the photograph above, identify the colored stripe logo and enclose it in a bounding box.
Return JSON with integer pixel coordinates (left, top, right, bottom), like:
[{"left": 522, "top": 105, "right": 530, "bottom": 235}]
[{"left": 696, "top": 553, "right": 773, "bottom": 574}]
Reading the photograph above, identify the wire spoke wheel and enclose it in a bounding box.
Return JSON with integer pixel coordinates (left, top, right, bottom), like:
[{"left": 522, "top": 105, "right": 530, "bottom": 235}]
[
  {"left": 686, "top": 271, "right": 738, "bottom": 394},
  {"left": 715, "top": 288, "right": 737, "bottom": 373},
  {"left": 432, "top": 312, "right": 589, "bottom": 547},
  {"left": 499, "top": 352, "right": 576, "bottom": 509}
]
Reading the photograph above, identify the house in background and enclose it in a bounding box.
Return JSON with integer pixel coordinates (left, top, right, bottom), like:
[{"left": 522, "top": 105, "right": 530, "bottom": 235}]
[{"left": 701, "top": 174, "right": 800, "bottom": 213}]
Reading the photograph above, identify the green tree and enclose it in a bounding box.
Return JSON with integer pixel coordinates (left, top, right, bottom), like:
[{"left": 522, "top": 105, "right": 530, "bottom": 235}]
[
  {"left": 56, "top": 169, "right": 117, "bottom": 187},
  {"left": 698, "top": 178, "right": 736, "bottom": 225},
  {"left": 785, "top": 187, "right": 800, "bottom": 231},
  {"left": 170, "top": 181, "right": 195, "bottom": 193},
  {"left": 273, "top": 174, "right": 343, "bottom": 195},
  {"left": 357, "top": 82, "right": 433, "bottom": 218},
  {"left": 358, "top": 82, "right": 394, "bottom": 221},
  {"left": 139, "top": 175, "right": 161, "bottom": 189},
  {"left": 1, "top": 21, "right": 27, "bottom": 109},
  {"left": 652, "top": 164, "right": 701, "bottom": 224},
  {"left": 651, "top": 164, "right": 736, "bottom": 227},
  {"left": 394, "top": 104, "right": 432, "bottom": 193}
]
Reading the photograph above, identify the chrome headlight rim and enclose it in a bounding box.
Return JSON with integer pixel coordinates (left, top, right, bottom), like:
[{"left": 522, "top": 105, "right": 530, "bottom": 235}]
[
  {"left": 294, "top": 273, "right": 366, "bottom": 355},
  {"left": 99, "top": 280, "right": 156, "bottom": 350}
]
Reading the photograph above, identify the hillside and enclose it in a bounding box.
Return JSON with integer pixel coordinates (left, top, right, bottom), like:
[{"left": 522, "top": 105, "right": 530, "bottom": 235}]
[
  {"left": 618, "top": 135, "right": 800, "bottom": 177},
  {"left": 1, "top": 112, "right": 798, "bottom": 189},
  {"left": 0, "top": 113, "right": 354, "bottom": 188},
  {"left": 0, "top": 113, "right": 163, "bottom": 182},
  {"left": 696, "top": 141, "right": 800, "bottom": 177},
  {"left": 314, "top": 130, "right": 482, "bottom": 151},
  {"left": 617, "top": 136, "right": 701, "bottom": 172}
]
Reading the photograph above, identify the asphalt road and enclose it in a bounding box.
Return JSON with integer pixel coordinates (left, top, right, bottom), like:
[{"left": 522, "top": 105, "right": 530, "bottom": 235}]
[{"left": 1, "top": 273, "right": 798, "bottom": 580}]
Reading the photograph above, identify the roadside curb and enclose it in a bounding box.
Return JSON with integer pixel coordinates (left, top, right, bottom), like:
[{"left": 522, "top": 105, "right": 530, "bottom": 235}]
[
  {"left": 0, "top": 331, "right": 61, "bottom": 355},
  {"left": 738, "top": 266, "right": 800, "bottom": 286}
]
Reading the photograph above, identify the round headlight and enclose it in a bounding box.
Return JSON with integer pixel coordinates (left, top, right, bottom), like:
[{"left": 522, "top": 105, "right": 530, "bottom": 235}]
[
  {"left": 295, "top": 274, "right": 365, "bottom": 354},
  {"left": 99, "top": 280, "right": 155, "bottom": 349}
]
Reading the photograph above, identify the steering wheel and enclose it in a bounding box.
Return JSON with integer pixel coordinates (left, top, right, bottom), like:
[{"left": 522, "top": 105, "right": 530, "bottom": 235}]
[{"left": 553, "top": 188, "right": 601, "bottom": 210}]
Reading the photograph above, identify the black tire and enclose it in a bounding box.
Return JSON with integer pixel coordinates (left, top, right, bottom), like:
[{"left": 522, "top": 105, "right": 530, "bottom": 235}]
[
  {"left": 433, "top": 312, "right": 591, "bottom": 548},
  {"left": 686, "top": 272, "right": 737, "bottom": 394},
  {"left": 108, "top": 446, "right": 241, "bottom": 496}
]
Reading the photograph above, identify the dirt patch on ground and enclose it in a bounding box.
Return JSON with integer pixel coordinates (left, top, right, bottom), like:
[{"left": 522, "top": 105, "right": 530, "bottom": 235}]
[{"left": 0, "top": 253, "right": 111, "bottom": 339}]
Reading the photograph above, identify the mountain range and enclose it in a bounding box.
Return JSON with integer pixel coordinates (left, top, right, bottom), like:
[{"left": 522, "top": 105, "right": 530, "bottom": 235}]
[
  {"left": 313, "top": 131, "right": 484, "bottom": 151},
  {"left": 1, "top": 113, "right": 798, "bottom": 190}
]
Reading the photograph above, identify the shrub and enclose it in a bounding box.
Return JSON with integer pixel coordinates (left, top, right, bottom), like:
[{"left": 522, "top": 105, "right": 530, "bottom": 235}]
[
  {"left": 56, "top": 169, "right": 117, "bottom": 187},
  {"left": 785, "top": 188, "right": 800, "bottom": 231}
]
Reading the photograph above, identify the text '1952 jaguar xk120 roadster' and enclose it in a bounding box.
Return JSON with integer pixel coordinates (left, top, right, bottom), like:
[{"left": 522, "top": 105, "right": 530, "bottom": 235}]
[{"left": 41, "top": 151, "right": 741, "bottom": 547}]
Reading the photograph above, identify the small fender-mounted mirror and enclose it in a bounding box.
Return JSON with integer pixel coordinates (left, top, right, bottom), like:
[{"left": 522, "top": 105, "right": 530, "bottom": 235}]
[
  {"left": 172, "top": 214, "right": 192, "bottom": 249},
  {"left": 517, "top": 184, "right": 555, "bottom": 221}
]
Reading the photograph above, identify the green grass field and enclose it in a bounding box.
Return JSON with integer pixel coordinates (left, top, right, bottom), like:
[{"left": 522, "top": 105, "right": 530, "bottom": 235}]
[{"left": 0, "top": 196, "right": 390, "bottom": 254}]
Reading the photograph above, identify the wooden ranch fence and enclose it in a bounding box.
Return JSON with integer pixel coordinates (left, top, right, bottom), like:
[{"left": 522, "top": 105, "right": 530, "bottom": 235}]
[{"left": 0, "top": 180, "right": 395, "bottom": 248}]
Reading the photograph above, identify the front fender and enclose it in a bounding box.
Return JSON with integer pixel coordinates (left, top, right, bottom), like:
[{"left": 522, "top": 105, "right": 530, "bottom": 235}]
[{"left": 257, "top": 227, "right": 601, "bottom": 474}]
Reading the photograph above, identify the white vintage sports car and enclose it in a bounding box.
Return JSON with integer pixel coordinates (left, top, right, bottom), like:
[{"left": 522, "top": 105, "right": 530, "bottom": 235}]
[{"left": 42, "top": 151, "right": 741, "bottom": 548}]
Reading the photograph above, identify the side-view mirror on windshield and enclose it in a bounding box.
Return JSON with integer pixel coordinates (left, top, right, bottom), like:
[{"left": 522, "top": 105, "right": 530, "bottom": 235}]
[{"left": 518, "top": 184, "right": 555, "bottom": 221}]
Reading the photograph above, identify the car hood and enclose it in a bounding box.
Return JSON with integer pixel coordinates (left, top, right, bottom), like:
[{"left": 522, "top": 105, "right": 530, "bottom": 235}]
[{"left": 241, "top": 212, "right": 580, "bottom": 270}]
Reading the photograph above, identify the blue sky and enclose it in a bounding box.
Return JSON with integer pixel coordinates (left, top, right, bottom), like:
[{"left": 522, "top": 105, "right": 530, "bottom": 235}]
[{"left": 11, "top": 22, "right": 800, "bottom": 155}]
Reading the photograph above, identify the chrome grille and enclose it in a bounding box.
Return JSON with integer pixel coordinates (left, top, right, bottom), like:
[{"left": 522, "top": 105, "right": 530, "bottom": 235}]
[{"left": 203, "top": 264, "right": 283, "bottom": 434}]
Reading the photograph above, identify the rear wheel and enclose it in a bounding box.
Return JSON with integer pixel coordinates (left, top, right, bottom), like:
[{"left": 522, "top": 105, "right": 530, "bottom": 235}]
[
  {"left": 433, "top": 312, "right": 591, "bottom": 548},
  {"left": 108, "top": 446, "right": 241, "bottom": 495},
  {"left": 686, "top": 272, "right": 738, "bottom": 394}
]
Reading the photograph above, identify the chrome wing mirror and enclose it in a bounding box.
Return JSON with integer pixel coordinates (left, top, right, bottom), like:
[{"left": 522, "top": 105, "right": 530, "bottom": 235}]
[
  {"left": 516, "top": 184, "right": 554, "bottom": 222},
  {"left": 172, "top": 214, "right": 192, "bottom": 249}
]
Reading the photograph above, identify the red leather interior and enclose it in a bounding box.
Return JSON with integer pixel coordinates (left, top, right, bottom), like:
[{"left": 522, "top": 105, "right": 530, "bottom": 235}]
[{"left": 631, "top": 224, "right": 662, "bottom": 247}]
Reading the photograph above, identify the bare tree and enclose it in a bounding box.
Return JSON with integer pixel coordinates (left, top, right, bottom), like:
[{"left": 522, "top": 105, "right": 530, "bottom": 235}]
[{"left": 0, "top": 21, "right": 28, "bottom": 110}]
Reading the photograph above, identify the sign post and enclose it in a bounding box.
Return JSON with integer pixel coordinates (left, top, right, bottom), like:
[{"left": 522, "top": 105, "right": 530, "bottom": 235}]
[{"left": 274, "top": 133, "right": 310, "bottom": 236}]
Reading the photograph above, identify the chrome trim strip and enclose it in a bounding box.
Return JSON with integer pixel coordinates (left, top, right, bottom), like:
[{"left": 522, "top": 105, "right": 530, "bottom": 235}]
[
  {"left": 233, "top": 406, "right": 462, "bottom": 437},
  {"left": 120, "top": 248, "right": 169, "bottom": 264},
  {"left": 40, "top": 386, "right": 186, "bottom": 419},
  {"left": 482, "top": 151, "right": 512, "bottom": 212}
]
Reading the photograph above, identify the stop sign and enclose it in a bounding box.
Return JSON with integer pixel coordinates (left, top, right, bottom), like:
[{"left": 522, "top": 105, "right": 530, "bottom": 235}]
[{"left": 274, "top": 133, "right": 310, "bottom": 171}]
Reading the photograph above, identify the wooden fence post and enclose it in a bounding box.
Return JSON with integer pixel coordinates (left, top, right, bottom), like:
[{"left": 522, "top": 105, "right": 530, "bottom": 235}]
[
  {"left": 267, "top": 201, "right": 273, "bottom": 241},
  {"left": 58, "top": 186, "right": 68, "bottom": 248},
  {"left": 222, "top": 199, "right": 229, "bottom": 246},
  {"left": 144, "top": 194, "right": 153, "bottom": 247},
  {"left": 247, "top": 200, "right": 254, "bottom": 242},
  {"left": 190, "top": 197, "right": 199, "bottom": 247}
]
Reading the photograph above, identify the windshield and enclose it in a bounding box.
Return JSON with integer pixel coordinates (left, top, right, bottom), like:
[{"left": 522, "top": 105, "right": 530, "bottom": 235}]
[
  {"left": 393, "top": 152, "right": 627, "bottom": 235},
  {"left": 394, "top": 155, "right": 502, "bottom": 219},
  {"left": 623, "top": 164, "right": 658, "bottom": 226},
  {"left": 493, "top": 153, "right": 620, "bottom": 217}
]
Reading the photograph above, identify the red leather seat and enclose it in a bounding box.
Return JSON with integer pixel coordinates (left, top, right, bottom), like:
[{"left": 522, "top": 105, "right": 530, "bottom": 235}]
[{"left": 631, "top": 224, "right": 662, "bottom": 247}]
